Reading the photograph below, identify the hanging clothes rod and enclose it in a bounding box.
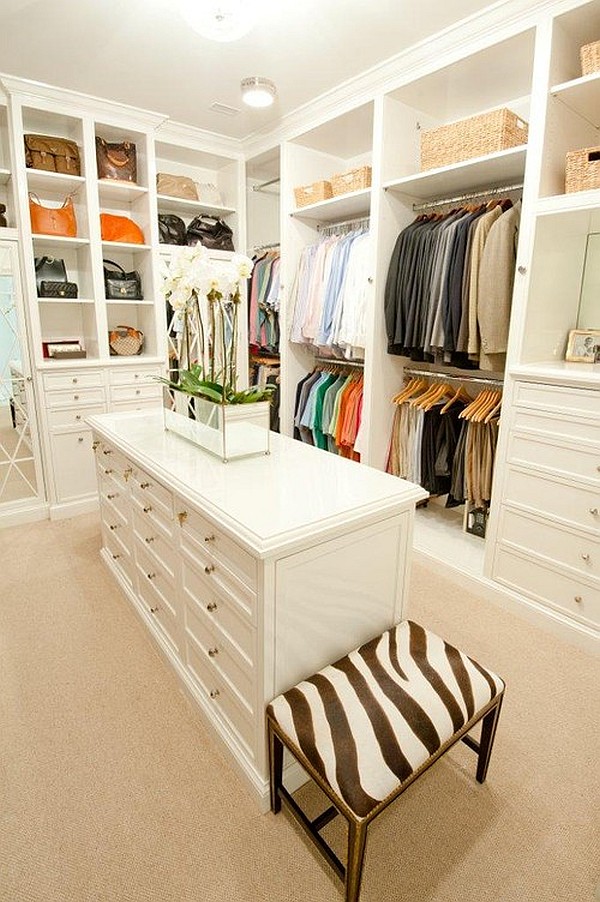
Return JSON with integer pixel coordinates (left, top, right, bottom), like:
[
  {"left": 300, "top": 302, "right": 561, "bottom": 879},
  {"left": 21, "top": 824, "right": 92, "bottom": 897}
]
[
  {"left": 411, "top": 182, "right": 523, "bottom": 212},
  {"left": 317, "top": 215, "right": 370, "bottom": 234},
  {"left": 253, "top": 242, "right": 280, "bottom": 252},
  {"left": 252, "top": 177, "right": 280, "bottom": 192},
  {"left": 314, "top": 355, "right": 364, "bottom": 369},
  {"left": 403, "top": 366, "right": 503, "bottom": 387}
]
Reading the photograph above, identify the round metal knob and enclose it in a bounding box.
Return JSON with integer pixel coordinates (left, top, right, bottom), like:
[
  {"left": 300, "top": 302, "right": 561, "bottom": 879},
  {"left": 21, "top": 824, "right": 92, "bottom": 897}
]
[
  {"left": 143, "top": 506, "right": 152, "bottom": 514},
  {"left": 147, "top": 572, "right": 156, "bottom": 580},
  {"left": 177, "top": 511, "right": 188, "bottom": 525},
  {"left": 78, "top": 437, "right": 84, "bottom": 443},
  {"left": 112, "top": 553, "right": 120, "bottom": 560},
  {"left": 134, "top": 374, "right": 139, "bottom": 379},
  {"left": 103, "top": 449, "right": 112, "bottom": 455},
  {"left": 72, "top": 377, "right": 78, "bottom": 384},
  {"left": 135, "top": 389, "right": 140, "bottom": 395},
  {"left": 75, "top": 415, "right": 81, "bottom": 421},
  {"left": 92, "top": 440, "right": 100, "bottom": 451},
  {"left": 140, "top": 482, "right": 150, "bottom": 489},
  {"left": 206, "top": 602, "right": 218, "bottom": 612},
  {"left": 107, "top": 493, "right": 117, "bottom": 500},
  {"left": 574, "top": 595, "right": 583, "bottom": 603},
  {"left": 581, "top": 553, "right": 590, "bottom": 562},
  {"left": 73, "top": 394, "right": 79, "bottom": 400},
  {"left": 589, "top": 508, "right": 599, "bottom": 516},
  {"left": 517, "top": 265, "right": 527, "bottom": 275},
  {"left": 209, "top": 689, "right": 220, "bottom": 699},
  {"left": 104, "top": 468, "right": 113, "bottom": 475},
  {"left": 145, "top": 536, "right": 155, "bottom": 544},
  {"left": 208, "top": 647, "right": 219, "bottom": 657},
  {"left": 109, "top": 524, "right": 118, "bottom": 531},
  {"left": 204, "top": 564, "right": 215, "bottom": 575},
  {"left": 149, "top": 605, "right": 159, "bottom": 613},
  {"left": 204, "top": 534, "right": 216, "bottom": 543}
]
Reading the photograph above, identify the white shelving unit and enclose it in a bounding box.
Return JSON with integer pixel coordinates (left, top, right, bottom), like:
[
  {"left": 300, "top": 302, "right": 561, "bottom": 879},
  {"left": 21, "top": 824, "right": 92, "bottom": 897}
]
[{"left": 290, "top": 187, "right": 371, "bottom": 222}]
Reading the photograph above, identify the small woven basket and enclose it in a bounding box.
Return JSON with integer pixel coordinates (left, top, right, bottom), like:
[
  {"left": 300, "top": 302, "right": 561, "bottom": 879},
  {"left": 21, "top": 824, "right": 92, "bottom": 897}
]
[
  {"left": 330, "top": 165, "right": 372, "bottom": 197},
  {"left": 565, "top": 146, "right": 600, "bottom": 193},
  {"left": 294, "top": 180, "right": 332, "bottom": 208},
  {"left": 420, "top": 108, "right": 528, "bottom": 171},
  {"left": 580, "top": 41, "right": 600, "bottom": 76}
]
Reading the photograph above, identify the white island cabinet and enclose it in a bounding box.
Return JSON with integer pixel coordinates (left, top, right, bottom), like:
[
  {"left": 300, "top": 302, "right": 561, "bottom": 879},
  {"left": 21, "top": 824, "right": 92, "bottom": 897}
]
[{"left": 88, "top": 410, "right": 427, "bottom": 808}]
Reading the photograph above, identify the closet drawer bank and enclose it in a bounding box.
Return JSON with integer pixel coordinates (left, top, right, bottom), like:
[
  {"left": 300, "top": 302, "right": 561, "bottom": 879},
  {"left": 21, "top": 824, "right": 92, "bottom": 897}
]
[
  {"left": 88, "top": 409, "right": 427, "bottom": 809},
  {"left": 493, "top": 378, "right": 600, "bottom": 635}
]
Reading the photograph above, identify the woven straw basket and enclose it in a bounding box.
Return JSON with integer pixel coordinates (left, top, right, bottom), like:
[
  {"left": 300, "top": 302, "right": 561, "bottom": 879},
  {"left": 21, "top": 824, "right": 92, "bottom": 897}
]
[
  {"left": 420, "top": 108, "right": 528, "bottom": 171},
  {"left": 294, "top": 180, "right": 332, "bottom": 208},
  {"left": 565, "top": 146, "right": 600, "bottom": 193},
  {"left": 330, "top": 166, "right": 372, "bottom": 197},
  {"left": 580, "top": 41, "right": 600, "bottom": 76}
]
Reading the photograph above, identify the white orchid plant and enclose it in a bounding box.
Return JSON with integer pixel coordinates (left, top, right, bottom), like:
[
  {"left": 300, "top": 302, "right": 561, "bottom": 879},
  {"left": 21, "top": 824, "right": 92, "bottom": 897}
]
[{"left": 159, "top": 245, "right": 274, "bottom": 405}]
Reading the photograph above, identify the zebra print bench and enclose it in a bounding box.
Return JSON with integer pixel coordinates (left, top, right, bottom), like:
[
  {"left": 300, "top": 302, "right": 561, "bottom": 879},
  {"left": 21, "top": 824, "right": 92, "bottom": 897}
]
[{"left": 267, "top": 620, "right": 505, "bottom": 902}]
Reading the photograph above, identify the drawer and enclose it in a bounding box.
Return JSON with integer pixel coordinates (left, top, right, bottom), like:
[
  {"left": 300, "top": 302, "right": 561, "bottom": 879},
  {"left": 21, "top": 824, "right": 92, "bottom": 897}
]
[
  {"left": 182, "top": 558, "right": 255, "bottom": 664},
  {"left": 500, "top": 508, "right": 600, "bottom": 583},
  {"left": 108, "top": 368, "right": 162, "bottom": 386},
  {"left": 49, "top": 403, "right": 106, "bottom": 429},
  {"left": 514, "top": 382, "right": 600, "bottom": 419},
  {"left": 136, "top": 545, "right": 179, "bottom": 653},
  {"left": 102, "top": 524, "right": 134, "bottom": 589},
  {"left": 133, "top": 509, "right": 177, "bottom": 579},
  {"left": 184, "top": 598, "right": 255, "bottom": 710},
  {"left": 111, "top": 399, "right": 163, "bottom": 413},
  {"left": 185, "top": 637, "right": 255, "bottom": 757},
  {"left": 99, "top": 478, "right": 130, "bottom": 525},
  {"left": 132, "top": 492, "right": 173, "bottom": 540},
  {"left": 181, "top": 542, "right": 256, "bottom": 623},
  {"left": 50, "top": 430, "right": 97, "bottom": 501},
  {"left": 43, "top": 370, "right": 104, "bottom": 391},
  {"left": 504, "top": 467, "right": 600, "bottom": 533},
  {"left": 494, "top": 547, "right": 599, "bottom": 629},
  {"left": 177, "top": 504, "right": 257, "bottom": 591},
  {"left": 46, "top": 387, "right": 106, "bottom": 409},
  {"left": 94, "top": 444, "right": 134, "bottom": 489},
  {"left": 101, "top": 498, "right": 128, "bottom": 542},
  {"left": 512, "top": 408, "right": 600, "bottom": 447},
  {"left": 110, "top": 383, "right": 162, "bottom": 403},
  {"left": 507, "top": 432, "right": 600, "bottom": 483},
  {"left": 131, "top": 468, "right": 173, "bottom": 521}
]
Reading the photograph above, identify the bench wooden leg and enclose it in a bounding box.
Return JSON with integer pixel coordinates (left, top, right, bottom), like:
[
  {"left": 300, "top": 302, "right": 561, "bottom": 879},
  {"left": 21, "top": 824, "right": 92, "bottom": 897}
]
[
  {"left": 476, "top": 696, "right": 503, "bottom": 784},
  {"left": 346, "top": 820, "right": 368, "bottom": 902},
  {"left": 268, "top": 720, "right": 283, "bottom": 814}
]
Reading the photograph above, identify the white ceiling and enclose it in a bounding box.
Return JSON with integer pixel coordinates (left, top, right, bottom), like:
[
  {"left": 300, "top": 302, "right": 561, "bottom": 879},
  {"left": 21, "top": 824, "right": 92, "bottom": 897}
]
[{"left": 0, "top": 0, "right": 505, "bottom": 140}]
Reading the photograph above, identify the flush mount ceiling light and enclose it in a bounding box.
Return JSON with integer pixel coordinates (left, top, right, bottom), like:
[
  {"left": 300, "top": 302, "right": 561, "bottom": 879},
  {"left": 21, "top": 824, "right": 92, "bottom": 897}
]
[
  {"left": 178, "top": 1, "right": 255, "bottom": 42},
  {"left": 241, "top": 77, "right": 277, "bottom": 108}
]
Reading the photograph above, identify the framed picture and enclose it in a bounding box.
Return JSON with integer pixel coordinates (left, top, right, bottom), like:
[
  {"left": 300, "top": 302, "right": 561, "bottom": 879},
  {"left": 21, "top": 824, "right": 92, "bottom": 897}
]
[{"left": 565, "top": 329, "right": 600, "bottom": 363}]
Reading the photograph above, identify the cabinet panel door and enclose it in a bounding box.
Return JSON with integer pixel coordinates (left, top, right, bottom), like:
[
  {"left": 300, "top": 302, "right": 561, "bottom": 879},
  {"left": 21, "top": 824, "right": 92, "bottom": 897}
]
[{"left": 51, "top": 430, "right": 97, "bottom": 500}]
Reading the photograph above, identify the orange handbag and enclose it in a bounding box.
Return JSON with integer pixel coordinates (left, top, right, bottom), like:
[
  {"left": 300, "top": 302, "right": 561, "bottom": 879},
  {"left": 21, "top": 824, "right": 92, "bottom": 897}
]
[
  {"left": 100, "top": 213, "right": 145, "bottom": 244},
  {"left": 29, "top": 192, "right": 77, "bottom": 237}
]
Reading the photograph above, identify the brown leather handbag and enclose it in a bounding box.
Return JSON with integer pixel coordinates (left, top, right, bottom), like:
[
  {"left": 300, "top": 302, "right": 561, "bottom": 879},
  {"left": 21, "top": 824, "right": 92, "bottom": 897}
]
[
  {"left": 29, "top": 193, "right": 77, "bottom": 237},
  {"left": 100, "top": 213, "right": 145, "bottom": 244},
  {"left": 95, "top": 136, "right": 137, "bottom": 183},
  {"left": 156, "top": 172, "right": 198, "bottom": 200},
  {"left": 24, "top": 134, "right": 81, "bottom": 176}
]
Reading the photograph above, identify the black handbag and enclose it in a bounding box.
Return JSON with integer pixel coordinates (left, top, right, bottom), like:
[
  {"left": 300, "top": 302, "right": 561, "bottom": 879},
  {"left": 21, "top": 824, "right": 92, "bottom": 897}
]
[
  {"left": 158, "top": 214, "right": 186, "bottom": 245},
  {"left": 103, "top": 259, "right": 143, "bottom": 300},
  {"left": 40, "top": 281, "right": 78, "bottom": 298},
  {"left": 186, "top": 215, "right": 235, "bottom": 251},
  {"left": 35, "top": 256, "right": 69, "bottom": 294},
  {"left": 0, "top": 203, "right": 6, "bottom": 228}
]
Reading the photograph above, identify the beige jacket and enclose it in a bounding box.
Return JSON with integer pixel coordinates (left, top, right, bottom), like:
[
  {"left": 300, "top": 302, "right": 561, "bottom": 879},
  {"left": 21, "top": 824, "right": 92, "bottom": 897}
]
[{"left": 477, "top": 202, "right": 521, "bottom": 371}]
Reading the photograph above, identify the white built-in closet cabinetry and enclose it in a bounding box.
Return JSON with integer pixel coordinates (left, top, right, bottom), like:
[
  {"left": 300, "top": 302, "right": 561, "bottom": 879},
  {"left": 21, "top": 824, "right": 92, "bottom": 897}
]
[
  {"left": 0, "top": 79, "right": 246, "bottom": 517},
  {"left": 0, "top": 0, "right": 598, "bottom": 650}
]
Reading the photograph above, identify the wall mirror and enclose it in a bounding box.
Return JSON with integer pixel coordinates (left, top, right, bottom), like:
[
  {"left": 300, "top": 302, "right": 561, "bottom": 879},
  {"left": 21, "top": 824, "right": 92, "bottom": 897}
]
[{"left": 578, "top": 232, "right": 600, "bottom": 330}]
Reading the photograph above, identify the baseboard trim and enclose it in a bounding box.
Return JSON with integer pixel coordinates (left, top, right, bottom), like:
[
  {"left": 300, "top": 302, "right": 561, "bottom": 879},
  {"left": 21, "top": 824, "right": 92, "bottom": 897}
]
[
  {"left": 413, "top": 548, "right": 599, "bottom": 656},
  {"left": 0, "top": 500, "right": 49, "bottom": 529},
  {"left": 49, "top": 496, "right": 99, "bottom": 520}
]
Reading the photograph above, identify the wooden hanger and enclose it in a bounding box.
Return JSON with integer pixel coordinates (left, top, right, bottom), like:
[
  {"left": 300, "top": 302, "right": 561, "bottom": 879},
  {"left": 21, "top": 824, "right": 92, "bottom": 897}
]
[
  {"left": 392, "top": 377, "right": 426, "bottom": 404},
  {"left": 440, "top": 383, "right": 472, "bottom": 414}
]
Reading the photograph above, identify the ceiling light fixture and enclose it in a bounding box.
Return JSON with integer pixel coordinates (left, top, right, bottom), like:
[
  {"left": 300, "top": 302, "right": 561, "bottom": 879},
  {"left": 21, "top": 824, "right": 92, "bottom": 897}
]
[
  {"left": 178, "top": 1, "right": 255, "bottom": 43},
  {"left": 241, "top": 77, "right": 277, "bottom": 109}
]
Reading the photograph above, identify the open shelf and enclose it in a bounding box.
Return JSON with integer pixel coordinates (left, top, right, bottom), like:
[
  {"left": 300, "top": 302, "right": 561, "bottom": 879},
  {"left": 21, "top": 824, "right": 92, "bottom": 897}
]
[
  {"left": 26, "top": 169, "right": 85, "bottom": 194},
  {"left": 290, "top": 188, "right": 371, "bottom": 223},
  {"left": 97, "top": 180, "right": 148, "bottom": 202},
  {"left": 32, "top": 234, "right": 89, "bottom": 248},
  {"left": 38, "top": 296, "right": 95, "bottom": 305},
  {"left": 384, "top": 146, "right": 528, "bottom": 201},
  {"left": 537, "top": 189, "right": 600, "bottom": 217},
  {"left": 551, "top": 71, "right": 600, "bottom": 129},
  {"left": 105, "top": 299, "right": 154, "bottom": 306},
  {"left": 101, "top": 241, "right": 151, "bottom": 252},
  {"left": 0, "top": 228, "right": 19, "bottom": 240},
  {"left": 156, "top": 193, "right": 235, "bottom": 218}
]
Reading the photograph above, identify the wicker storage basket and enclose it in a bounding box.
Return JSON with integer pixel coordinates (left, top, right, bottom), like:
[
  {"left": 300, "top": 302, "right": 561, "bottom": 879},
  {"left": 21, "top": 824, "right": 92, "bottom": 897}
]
[
  {"left": 565, "top": 146, "right": 600, "bottom": 193},
  {"left": 420, "top": 108, "right": 528, "bottom": 171},
  {"left": 330, "top": 165, "right": 372, "bottom": 197},
  {"left": 580, "top": 41, "right": 600, "bottom": 76},
  {"left": 294, "top": 180, "right": 332, "bottom": 208}
]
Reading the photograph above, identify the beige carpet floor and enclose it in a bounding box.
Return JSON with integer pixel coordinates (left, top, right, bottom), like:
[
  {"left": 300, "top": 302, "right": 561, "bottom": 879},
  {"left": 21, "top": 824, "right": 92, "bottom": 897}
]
[{"left": 0, "top": 513, "right": 598, "bottom": 902}]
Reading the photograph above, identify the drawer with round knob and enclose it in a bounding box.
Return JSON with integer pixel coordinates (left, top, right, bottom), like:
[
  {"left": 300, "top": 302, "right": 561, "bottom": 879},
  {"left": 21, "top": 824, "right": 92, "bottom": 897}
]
[
  {"left": 494, "top": 546, "right": 599, "bottom": 629},
  {"left": 507, "top": 431, "right": 600, "bottom": 484},
  {"left": 132, "top": 468, "right": 173, "bottom": 521},
  {"left": 185, "top": 633, "right": 255, "bottom": 757},
  {"left": 109, "top": 383, "right": 163, "bottom": 404},
  {"left": 176, "top": 503, "right": 257, "bottom": 592},
  {"left": 132, "top": 509, "right": 177, "bottom": 579},
  {"left": 504, "top": 466, "right": 600, "bottom": 533},
  {"left": 135, "top": 545, "right": 179, "bottom": 653},
  {"left": 94, "top": 444, "right": 134, "bottom": 490},
  {"left": 46, "top": 387, "right": 106, "bottom": 409},
  {"left": 131, "top": 491, "right": 174, "bottom": 540},
  {"left": 108, "top": 368, "right": 163, "bottom": 387},
  {"left": 48, "top": 403, "right": 106, "bottom": 429},
  {"left": 181, "top": 542, "right": 256, "bottom": 624},
  {"left": 101, "top": 479, "right": 130, "bottom": 524},
  {"left": 500, "top": 508, "right": 600, "bottom": 583},
  {"left": 514, "top": 382, "right": 600, "bottom": 420},
  {"left": 43, "top": 370, "right": 104, "bottom": 392},
  {"left": 103, "top": 527, "right": 134, "bottom": 589},
  {"left": 512, "top": 408, "right": 600, "bottom": 447}
]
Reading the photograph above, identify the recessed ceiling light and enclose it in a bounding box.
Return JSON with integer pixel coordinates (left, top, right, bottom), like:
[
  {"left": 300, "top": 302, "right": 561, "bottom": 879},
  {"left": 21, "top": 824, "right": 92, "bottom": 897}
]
[
  {"left": 241, "top": 77, "right": 277, "bottom": 109},
  {"left": 178, "top": 1, "right": 255, "bottom": 42}
]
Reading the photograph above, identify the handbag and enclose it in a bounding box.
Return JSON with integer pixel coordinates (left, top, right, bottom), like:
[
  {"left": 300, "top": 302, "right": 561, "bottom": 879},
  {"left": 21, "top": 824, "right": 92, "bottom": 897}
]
[
  {"left": 0, "top": 204, "right": 7, "bottom": 228},
  {"left": 186, "top": 215, "right": 234, "bottom": 251},
  {"left": 39, "top": 281, "right": 78, "bottom": 298},
  {"left": 34, "top": 255, "right": 75, "bottom": 297},
  {"left": 95, "top": 136, "right": 137, "bottom": 183},
  {"left": 100, "top": 213, "right": 145, "bottom": 244},
  {"left": 109, "top": 325, "right": 144, "bottom": 356},
  {"left": 158, "top": 214, "right": 187, "bottom": 245},
  {"left": 29, "top": 192, "right": 77, "bottom": 237},
  {"left": 156, "top": 172, "right": 198, "bottom": 200},
  {"left": 24, "top": 134, "right": 81, "bottom": 176},
  {"left": 103, "top": 259, "right": 143, "bottom": 300}
]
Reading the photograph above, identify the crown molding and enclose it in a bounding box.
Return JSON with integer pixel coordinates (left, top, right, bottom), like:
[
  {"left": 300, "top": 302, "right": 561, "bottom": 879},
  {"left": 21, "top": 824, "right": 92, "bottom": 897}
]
[
  {"left": 242, "top": 0, "right": 573, "bottom": 160},
  {"left": 156, "top": 119, "right": 244, "bottom": 159},
  {"left": 0, "top": 74, "right": 169, "bottom": 130}
]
